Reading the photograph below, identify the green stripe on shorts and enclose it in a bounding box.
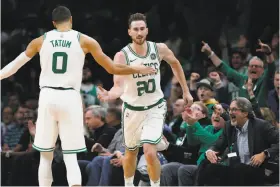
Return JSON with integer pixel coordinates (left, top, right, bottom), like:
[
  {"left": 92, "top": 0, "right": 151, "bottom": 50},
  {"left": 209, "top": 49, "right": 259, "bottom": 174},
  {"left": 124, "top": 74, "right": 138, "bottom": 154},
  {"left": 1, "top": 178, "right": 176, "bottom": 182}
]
[
  {"left": 32, "top": 144, "right": 54, "bottom": 152},
  {"left": 140, "top": 134, "right": 162, "bottom": 145},
  {"left": 62, "top": 147, "right": 87, "bottom": 154}
]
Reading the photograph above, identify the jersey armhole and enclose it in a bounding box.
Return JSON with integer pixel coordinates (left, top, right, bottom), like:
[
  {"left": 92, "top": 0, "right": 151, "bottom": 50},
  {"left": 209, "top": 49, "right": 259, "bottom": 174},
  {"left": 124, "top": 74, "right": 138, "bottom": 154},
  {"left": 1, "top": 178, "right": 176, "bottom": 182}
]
[
  {"left": 153, "top": 42, "right": 160, "bottom": 62},
  {"left": 43, "top": 33, "right": 47, "bottom": 40},
  {"left": 77, "top": 32, "right": 81, "bottom": 41},
  {"left": 121, "top": 49, "right": 130, "bottom": 65}
]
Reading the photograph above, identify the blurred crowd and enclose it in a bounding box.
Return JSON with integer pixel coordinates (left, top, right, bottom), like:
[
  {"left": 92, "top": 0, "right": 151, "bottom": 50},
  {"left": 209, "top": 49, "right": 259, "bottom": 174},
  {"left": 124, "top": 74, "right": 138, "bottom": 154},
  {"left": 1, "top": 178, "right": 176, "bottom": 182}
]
[{"left": 1, "top": 0, "right": 279, "bottom": 186}]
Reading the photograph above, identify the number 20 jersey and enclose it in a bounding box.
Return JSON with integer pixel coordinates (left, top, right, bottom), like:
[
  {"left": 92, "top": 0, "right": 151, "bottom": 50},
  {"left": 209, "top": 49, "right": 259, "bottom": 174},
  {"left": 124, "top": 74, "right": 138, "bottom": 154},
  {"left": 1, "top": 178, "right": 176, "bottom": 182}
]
[
  {"left": 120, "top": 41, "right": 164, "bottom": 106},
  {"left": 39, "top": 30, "right": 85, "bottom": 91}
]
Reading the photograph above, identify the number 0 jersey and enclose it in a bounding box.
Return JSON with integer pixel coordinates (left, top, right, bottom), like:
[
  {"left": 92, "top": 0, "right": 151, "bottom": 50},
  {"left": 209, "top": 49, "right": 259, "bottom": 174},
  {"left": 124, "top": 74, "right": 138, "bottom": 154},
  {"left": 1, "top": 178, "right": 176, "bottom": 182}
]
[
  {"left": 39, "top": 29, "right": 85, "bottom": 91},
  {"left": 120, "top": 41, "right": 164, "bottom": 107}
]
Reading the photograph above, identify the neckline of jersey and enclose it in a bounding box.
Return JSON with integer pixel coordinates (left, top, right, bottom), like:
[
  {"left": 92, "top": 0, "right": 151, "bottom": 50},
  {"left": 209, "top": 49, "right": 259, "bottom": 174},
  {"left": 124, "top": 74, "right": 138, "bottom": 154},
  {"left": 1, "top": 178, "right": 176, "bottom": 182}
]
[
  {"left": 127, "top": 42, "right": 150, "bottom": 59},
  {"left": 53, "top": 29, "right": 73, "bottom": 32}
]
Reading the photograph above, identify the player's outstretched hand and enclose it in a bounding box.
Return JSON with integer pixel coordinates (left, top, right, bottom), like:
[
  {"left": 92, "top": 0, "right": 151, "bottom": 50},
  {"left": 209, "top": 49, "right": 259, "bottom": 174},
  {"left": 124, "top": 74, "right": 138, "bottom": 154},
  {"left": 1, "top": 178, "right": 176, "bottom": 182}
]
[
  {"left": 97, "top": 86, "right": 110, "bottom": 102},
  {"left": 134, "top": 63, "right": 156, "bottom": 75},
  {"left": 183, "top": 93, "right": 193, "bottom": 107}
]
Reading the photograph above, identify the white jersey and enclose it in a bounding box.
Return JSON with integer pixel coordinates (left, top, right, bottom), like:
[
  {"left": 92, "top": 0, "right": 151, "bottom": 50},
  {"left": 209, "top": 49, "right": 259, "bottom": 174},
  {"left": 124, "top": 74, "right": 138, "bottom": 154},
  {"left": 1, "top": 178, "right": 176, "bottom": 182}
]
[
  {"left": 39, "top": 29, "right": 85, "bottom": 91},
  {"left": 120, "top": 41, "right": 164, "bottom": 107}
]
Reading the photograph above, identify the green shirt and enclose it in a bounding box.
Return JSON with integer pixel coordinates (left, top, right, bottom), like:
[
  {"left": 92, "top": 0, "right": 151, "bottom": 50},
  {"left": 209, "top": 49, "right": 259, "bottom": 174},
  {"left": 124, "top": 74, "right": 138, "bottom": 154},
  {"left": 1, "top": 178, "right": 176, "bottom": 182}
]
[
  {"left": 217, "top": 61, "right": 276, "bottom": 107},
  {"left": 181, "top": 122, "right": 223, "bottom": 165}
]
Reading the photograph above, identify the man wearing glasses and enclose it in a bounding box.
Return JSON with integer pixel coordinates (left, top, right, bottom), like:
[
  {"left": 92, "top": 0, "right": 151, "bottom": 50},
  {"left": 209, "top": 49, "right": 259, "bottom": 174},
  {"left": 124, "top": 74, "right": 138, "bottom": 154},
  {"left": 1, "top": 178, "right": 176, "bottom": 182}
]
[
  {"left": 201, "top": 40, "right": 276, "bottom": 107},
  {"left": 203, "top": 97, "right": 279, "bottom": 186}
]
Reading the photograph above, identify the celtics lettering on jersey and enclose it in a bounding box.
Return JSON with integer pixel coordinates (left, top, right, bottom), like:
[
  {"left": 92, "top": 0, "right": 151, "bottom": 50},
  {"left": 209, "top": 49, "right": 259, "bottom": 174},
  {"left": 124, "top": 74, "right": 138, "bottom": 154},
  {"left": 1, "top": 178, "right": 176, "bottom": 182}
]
[
  {"left": 132, "top": 61, "right": 159, "bottom": 96},
  {"left": 120, "top": 42, "right": 164, "bottom": 106}
]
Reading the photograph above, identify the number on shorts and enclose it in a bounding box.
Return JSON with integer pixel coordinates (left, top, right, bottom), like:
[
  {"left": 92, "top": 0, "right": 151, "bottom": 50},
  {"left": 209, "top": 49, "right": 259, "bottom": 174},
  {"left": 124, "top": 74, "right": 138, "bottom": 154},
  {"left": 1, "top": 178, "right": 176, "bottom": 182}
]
[
  {"left": 52, "top": 52, "right": 68, "bottom": 74},
  {"left": 136, "top": 78, "right": 156, "bottom": 96}
]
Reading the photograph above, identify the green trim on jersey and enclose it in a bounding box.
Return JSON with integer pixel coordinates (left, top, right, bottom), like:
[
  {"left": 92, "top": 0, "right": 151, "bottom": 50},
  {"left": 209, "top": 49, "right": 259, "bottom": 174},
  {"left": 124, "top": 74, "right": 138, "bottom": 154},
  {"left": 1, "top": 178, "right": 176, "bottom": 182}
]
[
  {"left": 53, "top": 29, "right": 73, "bottom": 32},
  {"left": 43, "top": 33, "right": 47, "bottom": 40},
  {"left": 153, "top": 42, "right": 160, "bottom": 61},
  {"left": 124, "top": 98, "right": 164, "bottom": 111},
  {"left": 127, "top": 42, "right": 151, "bottom": 59},
  {"left": 77, "top": 32, "right": 81, "bottom": 41},
  {"left": 121, "top": 49, "right": 130, "bottom": 65},
  {"left": 140, "top": 134, "right": 162, "bottom": 145},
  {"left": 32, "top": 144, "right": 54, "bottom": 152},
  {"left": 62, "top": 147, "right": 87, "bottom": 154}
]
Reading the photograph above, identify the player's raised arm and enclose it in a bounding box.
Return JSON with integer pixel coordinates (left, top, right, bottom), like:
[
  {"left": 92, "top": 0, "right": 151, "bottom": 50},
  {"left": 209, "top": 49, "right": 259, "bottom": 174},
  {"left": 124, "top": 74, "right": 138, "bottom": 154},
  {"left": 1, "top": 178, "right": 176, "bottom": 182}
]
[
  {"left": 81, "top": 34, "right": 155, "bottom": 75},
  {"left": 97, "top": 52, "right": 126, "bottom": 102},
  {"left": 0, "top": 36, "right": 43, "bottom": 80},
  {"left": 157, "top": 43, "right": 193, "bottom": 106}
]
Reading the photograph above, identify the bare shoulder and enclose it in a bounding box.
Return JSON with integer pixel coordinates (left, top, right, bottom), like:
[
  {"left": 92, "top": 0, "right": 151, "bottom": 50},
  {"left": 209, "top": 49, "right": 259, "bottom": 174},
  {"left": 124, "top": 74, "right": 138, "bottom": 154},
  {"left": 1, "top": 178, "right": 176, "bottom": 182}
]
[
  {"left": 156, "top": 43, "right": 172, "bottom": 59},
  {"left": 80, "top": 34, "right": 100, "bottom": 54},
  {"left": 80, "top": 34, "right": 97, "bottom": 46},
  {"left": 26, "top": 35, "right": 44, "bottom": 56},
  {"left": 156, "top": 43, "right": 169, "bottom": 52},
  {"left": 114, "top": 51, "right": 126, "bottom": 64},
  {"left": 32, "top": 35, "right": 44, "bottom": 50}
]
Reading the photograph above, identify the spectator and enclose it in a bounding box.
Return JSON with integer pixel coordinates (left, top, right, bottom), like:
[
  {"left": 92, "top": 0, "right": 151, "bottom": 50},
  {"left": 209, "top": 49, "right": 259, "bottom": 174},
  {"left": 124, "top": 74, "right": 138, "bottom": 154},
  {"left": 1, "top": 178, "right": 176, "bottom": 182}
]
[
  {"left": 161, "top": 103, "right": 228, "bottom": 186},
  {"left": 80, "top": 67, "right": 100, "bottom": 107},
  {"left": 196, "top": 78, "right": 219, "bottom": 119},
  {"left": 1, "top": 106, "right": 14, "bottom": 135},
  {"left": 201, "top": 40, "right": 276, "bottom": 107},
  {"left": 168, "top": 98, "right": 184, "bottom": 141},
  {"left": 267, "top": 70, "right": 279, "bottom": 122},
  {"left": 260, "top": 107, "right": 278, "bottom": 127},
  {"left": 82, "top": 106, "right": 117, "bottom": 159},
  {"left": 3, "top": 107, "right": 26, "bottom": 150},
  {"left": 201, "top": 97, "right": 279, "bottom": 186},
  {"left": 13, "top": 109, "right": 36, "bottom": 152},
  {"left": 229, "top": 49, "right": 248, "bottom": 75},
  {"left": 81, "top": 129, "right": 124, "bottom": 186},
  {"left": 105, "top": 107, "right": 121, "bottom": 130}
]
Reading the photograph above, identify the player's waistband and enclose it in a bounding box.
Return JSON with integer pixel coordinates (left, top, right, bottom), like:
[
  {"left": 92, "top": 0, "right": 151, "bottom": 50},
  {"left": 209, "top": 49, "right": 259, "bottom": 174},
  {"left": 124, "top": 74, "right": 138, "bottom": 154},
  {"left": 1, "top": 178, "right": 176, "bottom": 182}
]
[
  {"left": 41, "top": 86, "right": 74, "bottom": 90},
  {"left": 124, "top": 98, "right": 165, "bottom": 111}
]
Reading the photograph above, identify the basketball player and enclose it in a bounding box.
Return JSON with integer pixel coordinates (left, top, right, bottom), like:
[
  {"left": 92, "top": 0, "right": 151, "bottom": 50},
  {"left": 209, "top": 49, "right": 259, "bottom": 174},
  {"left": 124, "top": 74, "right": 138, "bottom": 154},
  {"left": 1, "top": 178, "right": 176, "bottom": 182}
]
[
  {"left": 0, "top": 7, "right": 155, "bottom": 187},
  {"left": 97, "top": 13, "right": 193, "bottom": 186}
]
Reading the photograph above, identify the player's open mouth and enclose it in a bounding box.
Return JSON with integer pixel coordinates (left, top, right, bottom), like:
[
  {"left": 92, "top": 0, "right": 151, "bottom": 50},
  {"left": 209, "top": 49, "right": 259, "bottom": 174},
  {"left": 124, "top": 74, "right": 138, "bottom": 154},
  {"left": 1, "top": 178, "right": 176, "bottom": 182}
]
[{"left": 200, "top": 94, "right": 204, "bottom": 98}]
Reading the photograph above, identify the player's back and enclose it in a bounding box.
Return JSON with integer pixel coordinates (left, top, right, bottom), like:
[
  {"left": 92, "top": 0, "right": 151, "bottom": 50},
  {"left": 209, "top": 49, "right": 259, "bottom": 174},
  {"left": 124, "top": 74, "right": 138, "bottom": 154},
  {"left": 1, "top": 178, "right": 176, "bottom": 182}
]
[{"left": 39, "top": 29, "right": 85, "bottom": 90}]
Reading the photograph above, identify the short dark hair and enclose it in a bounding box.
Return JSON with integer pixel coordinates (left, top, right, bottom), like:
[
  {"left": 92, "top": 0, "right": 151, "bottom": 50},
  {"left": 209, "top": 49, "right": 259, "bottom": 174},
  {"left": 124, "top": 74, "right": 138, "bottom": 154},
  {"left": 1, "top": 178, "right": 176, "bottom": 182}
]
[
  {"left": 232, "top": 97, "right": 255, "bottom": 119},
  {"left": 128, "top": 13, "right": 147, "bottom": 28},
  {"left": 107, "top": 107, "right": 122, "bottom": 121},
  {"left": 52, "top": 6, "right": 71, "bottom": 24},
  {"left": 230, "top": 48, "right": 246, "bottom": 60}
]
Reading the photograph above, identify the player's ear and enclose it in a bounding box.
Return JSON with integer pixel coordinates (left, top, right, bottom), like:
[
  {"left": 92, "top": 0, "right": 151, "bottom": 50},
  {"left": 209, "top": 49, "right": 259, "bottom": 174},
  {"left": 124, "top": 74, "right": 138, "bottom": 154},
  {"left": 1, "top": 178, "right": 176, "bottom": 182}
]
[
  {"left": 146, "top": 27, "right": 149, "bottom": 35},
  {"left": 69, "top": 16, "right": 73, "bottom": 24},
  {"left": 52, "top": 21, "right": 56, "bottom": 28},
  {"left": 128, "top": 28, "right": 132, "bottom": 37}
]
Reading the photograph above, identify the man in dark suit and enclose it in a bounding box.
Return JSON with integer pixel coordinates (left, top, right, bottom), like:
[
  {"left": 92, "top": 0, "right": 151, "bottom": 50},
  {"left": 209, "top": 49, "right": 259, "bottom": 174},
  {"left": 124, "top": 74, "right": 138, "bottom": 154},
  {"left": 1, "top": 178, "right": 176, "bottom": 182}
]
[{"left": 200, "top": 97, "right": 279, "bottom": 186}]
